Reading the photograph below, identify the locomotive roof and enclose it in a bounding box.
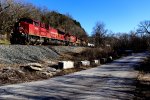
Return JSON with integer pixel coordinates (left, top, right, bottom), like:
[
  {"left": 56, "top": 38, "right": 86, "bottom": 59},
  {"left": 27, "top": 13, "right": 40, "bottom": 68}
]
[
  {"left": 19, "top": 18, "right": 40, "bottom": 23},
  {"left": 19, "top": 18, "right": 34, "bottom": 24},
  {"left": 19, "top": 18, "right": 33, "bottom": 21}
]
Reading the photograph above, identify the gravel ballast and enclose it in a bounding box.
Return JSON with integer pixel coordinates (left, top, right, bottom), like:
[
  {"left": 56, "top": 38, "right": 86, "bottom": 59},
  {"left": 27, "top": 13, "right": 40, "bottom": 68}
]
[
  {"left": 0, "top": 45, "right": 59, "bottom": 64},
  {"left": 51, "top": 46, "right": 87, "bottom": 54},
  {"left": 0, "top": 45, "right": 87, "bottom": 64}
]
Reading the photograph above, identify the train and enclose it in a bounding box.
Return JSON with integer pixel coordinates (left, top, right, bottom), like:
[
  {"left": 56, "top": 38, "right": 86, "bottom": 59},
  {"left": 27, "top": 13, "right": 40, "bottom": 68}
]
[{"left": 10, "top": 18, "right": 86, "bottom": 46}]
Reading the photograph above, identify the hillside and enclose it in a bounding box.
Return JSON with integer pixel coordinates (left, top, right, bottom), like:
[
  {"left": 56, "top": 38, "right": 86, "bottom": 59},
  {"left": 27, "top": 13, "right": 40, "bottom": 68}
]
[
  {"left": 0, "top": 0, "right": 87, "bottom": 40},
  {"left": 41, "top": 11, "right": 87, "bottom": 39}
]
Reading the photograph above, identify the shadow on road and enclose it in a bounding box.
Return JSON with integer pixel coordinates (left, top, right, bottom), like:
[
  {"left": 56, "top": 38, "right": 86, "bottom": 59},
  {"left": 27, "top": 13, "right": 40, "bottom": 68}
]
[
  {"left": 0, "top": 52, "right": 148, "bottom": 100},
  {"left": 0, "top": 75, "right": 138, "bottom": 100}
]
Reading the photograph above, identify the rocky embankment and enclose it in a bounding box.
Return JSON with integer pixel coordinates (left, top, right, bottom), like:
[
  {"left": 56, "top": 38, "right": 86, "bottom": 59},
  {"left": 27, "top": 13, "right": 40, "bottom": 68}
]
[
  {"left": 0, "top": 45, "right": 59, "bottom": 64},
  {"left": 0, "top": 45, "right": 87, "bottom": 85},
  {"left": 0, "top": 45, "right": 86, "bottom": 64}
]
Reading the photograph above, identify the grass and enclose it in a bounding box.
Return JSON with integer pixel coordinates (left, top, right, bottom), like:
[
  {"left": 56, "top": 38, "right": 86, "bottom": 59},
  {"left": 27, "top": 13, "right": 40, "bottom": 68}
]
[{"left": 0, "top": 39, "right": 10, "bottom": 45}]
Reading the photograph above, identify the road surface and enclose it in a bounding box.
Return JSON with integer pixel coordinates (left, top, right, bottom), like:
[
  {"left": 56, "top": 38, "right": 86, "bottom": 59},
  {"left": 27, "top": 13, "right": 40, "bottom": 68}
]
[{"left": 0, "top": 53, "right": 148, "bottom": 100}]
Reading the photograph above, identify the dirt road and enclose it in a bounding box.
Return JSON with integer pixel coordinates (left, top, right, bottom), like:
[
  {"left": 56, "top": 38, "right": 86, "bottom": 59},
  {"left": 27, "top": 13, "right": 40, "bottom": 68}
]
[{"left": 0, "top": 53, "right": 148, "bottom": 100}]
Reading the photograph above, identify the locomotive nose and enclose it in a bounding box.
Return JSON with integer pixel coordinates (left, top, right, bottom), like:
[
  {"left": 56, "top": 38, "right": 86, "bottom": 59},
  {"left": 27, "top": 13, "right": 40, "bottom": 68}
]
[{"left": 19, "top": 27, "right": 24, "bottom": 33}]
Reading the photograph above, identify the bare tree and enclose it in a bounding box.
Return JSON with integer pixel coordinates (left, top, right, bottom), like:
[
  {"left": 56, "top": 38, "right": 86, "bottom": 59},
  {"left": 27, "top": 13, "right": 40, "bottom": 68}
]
[
  {"left": 0, "top": 1, "right": 2, "bottom": 12},
  {"left": 0, "top": 0, "right": 41, "bottom": 37},
  {"left": 92, "top": 22, "right": 107, "bottom": 47},
  {"left": 0, "top": 0, "right": 10, "bottom": 14},
  {"left": 137, "top": 20, "right": 150, "bottom": 34},
  {"left": 137, "top": 20, "right": 150, "bottom": 48}
]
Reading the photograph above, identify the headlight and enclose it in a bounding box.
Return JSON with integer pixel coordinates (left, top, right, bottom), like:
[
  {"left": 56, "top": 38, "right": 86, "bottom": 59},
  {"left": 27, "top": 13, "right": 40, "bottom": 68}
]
[
  {"left": 19, "top": 27, "right": 23, "bottom": 30},
  {"left": 19, "top": 27, "right": 24, "bottom": 33}
]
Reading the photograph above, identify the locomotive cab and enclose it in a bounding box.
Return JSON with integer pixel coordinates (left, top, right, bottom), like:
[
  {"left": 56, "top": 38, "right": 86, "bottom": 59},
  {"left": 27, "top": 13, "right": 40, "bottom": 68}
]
[
  {"left": 17, "top": 18, "right": 33, "bottom": 34},
  {"left": 10, "top": 18, "right": 34, "bottom": 44}
]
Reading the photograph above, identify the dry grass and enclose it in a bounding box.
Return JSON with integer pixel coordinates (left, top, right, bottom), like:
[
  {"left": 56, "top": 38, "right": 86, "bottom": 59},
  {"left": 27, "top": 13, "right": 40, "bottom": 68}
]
[
  {"left": 0, "top": 39, "right": 10, "bottom": 45},
  {"left": 75, "top": 47, "right": 114, "bottom": 61},
  {"left": 134, "top": 56, "right": 150, "bottom": 99},
  {"left": 0, "top": 64, "right": 22, "bottom": 69}
]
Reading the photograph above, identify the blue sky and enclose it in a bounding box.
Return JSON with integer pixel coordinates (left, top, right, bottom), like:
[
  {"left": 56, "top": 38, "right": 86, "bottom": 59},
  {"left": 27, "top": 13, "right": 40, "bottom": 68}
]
[{"left": 24, "top": 0, "right": 150, "bottom": 35}]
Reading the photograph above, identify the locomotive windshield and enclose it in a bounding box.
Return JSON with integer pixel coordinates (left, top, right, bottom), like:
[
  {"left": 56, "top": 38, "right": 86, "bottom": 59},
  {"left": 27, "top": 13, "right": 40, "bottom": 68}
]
[{"left": 19, "top": 18, "right": 33, "bottom": 24}]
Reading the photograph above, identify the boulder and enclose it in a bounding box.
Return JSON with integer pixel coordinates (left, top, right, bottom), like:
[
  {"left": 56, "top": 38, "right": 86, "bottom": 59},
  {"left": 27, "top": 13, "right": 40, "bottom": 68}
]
[
  {"left": 29, "top": 66, "right": 43, "bottom": 71},
  {"left": 41, "top": 72, "right": 53, "bottom": 76},
  {"left": 46, "top": 67, "right": 57, "bottom": 72},
  {"left": 21, "top": 63, "right": 43, "bottom": 71},
  {"left": 26, "top": 63, "right": 42, "bottom": 68},
  {"left": 45, "top": 60, "right": 57, "bottom": 65}
]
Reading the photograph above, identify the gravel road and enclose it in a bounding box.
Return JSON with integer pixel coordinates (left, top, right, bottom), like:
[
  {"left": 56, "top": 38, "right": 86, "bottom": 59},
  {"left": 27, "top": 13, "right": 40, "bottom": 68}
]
[{"left": 0, "top": 52, "right": 148, "bottom": 100}]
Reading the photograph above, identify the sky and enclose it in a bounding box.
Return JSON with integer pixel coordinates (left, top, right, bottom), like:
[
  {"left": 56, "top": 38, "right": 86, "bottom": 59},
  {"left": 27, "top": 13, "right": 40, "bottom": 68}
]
[{"left": 24, "top": 0, "right": 150, "bottom": 35}]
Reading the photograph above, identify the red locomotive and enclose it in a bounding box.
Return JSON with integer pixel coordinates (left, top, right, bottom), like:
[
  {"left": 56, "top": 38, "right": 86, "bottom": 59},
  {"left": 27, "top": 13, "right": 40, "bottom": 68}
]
[{"left": 10, "top": 18, "right": 81, "bottom": 45}]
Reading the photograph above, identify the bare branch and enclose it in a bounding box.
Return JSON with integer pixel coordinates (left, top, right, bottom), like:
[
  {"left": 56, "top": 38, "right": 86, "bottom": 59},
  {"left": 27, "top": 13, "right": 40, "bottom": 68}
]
[{"left": 137, "top": 20, "right": 150, "bottom": 34}]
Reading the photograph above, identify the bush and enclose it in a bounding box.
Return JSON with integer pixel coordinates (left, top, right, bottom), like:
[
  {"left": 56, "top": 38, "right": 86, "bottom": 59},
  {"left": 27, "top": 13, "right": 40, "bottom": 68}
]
[{"left": 78, "top": 47, "right": 113, "bottom": 60}]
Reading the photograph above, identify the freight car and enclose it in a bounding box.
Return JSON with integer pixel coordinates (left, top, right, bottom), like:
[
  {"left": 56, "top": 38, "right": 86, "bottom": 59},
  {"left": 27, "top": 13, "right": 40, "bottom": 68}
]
[{"left": 10, "top": 18, "right": 82, "bottom": 45}]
